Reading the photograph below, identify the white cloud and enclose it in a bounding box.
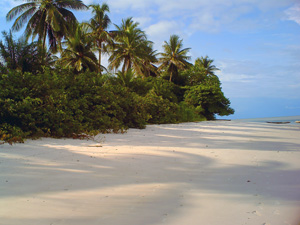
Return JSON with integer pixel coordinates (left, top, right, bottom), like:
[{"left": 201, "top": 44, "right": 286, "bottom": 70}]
[
  {"left": 104, "top": 0, "right": 298, "bottom": 35},
  {"left": 145, "top": 21, "right": 180, "bottom": 39},
  {"left": 284, "top": 3, "right": 300, "bottom": 25},
  {"left": 216, "top": 58, "right": 300, "bottom": 98},
  {"left": 82, "top": 0, "right": 95, "bottom": 5},
  {"left": 189, "top": 11, "right": 221, "bottom": 33},
  {"left": 106, "top": 0, "right": 152, "bottom": 11},
  {"left": 132, "top": 17, "right": 152, "bottom": 27},
  {"left": 144, "top": 20, "right": 186, "bottom": 51}
]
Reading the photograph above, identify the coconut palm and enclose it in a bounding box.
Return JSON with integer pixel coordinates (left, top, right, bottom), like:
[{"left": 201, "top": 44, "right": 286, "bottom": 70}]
[
  {"left": 0, "top": 30, "right": 49, "bottom": 73},
  {"left": 60, "top": 24, "right": 99, "bottom": 72},
  {"left": 36, "top": 44, "right": 58, "bottom": 69},
  {"left": 6, "top": 0, "right": 87, "bottom": 52},
  {"left": 140, "top": 42, "right": 159, "bottom": 77},
  {"left": 159, "top": 35, "right": 192, "bottom": 82},
  {"left": 0, "top": 30, "right": 19, "bottom": 71},
  {"left": 195, "top": 56, "right": 219, "bottom": 76},
  {"left": 84, "top": 3, "right": 113, "bottom": 71},
  {"left": 109, "top": 17, "right": 156, "bottom": 77},
  {"left": 114, "top": 69, "right": 135, "bottom": 87}
]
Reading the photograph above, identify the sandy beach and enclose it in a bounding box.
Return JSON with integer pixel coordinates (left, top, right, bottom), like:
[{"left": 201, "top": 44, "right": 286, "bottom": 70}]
[{"left": 0, "top": 121, "right": 300, "bottom": 225}]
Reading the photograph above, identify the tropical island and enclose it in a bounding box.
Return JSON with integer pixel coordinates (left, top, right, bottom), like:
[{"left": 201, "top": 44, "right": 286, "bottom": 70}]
[{"left": 0, "top": 0, "right": 234, "bottom": 144}]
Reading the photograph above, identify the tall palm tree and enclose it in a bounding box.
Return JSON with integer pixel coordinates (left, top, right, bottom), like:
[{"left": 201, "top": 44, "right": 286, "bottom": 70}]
[
  {"left": 60, "top": 24, "right": 99, "bottom": 72},
  {"left": 195, "top": 56, "right": 219, "bottom": 76},
  {"left": 109, "top": 17, "right": 156, "bottom": 77},
  {"left": 84, "top": 3, "right": 113, "bottom": 71},
  {"left": 6, "top": 0, "right": 87, "bottom": 52},
  {"left": 159, "top": 35, "right": 192, "bottom": 82},
  {"left": 140, "top": 42, "right": 159, "bottom": 77}
]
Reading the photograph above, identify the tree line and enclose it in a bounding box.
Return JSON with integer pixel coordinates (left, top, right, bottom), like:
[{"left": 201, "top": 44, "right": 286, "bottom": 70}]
[{"left": 0, "top": 0, "right": 234, "bottom": 144}]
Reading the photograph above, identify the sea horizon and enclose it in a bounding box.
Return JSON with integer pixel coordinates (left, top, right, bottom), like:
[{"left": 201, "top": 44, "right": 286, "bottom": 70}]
[{"left": 233, "top": 115, "right": 300, "bottom": 124}]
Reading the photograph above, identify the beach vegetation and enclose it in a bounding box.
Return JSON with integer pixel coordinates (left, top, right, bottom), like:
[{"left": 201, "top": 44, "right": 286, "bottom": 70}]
[
  {"left": 195, "top": 56, "right": 220, "bottom": 77},
  {"left": 0, "top": 1, "right": 234, "bottom": 144},
  {"left": 6, "top": 0, "right": 87, "bottom": 53},
  {"left": 109, "top": 17, "right": 157, "bottom": 77},
  {"left": 184, "top": 83, "right": 234, "bottom": 120},
  {"left": 59, "top": 23, "right": 100, "bottom": 73},
  {"left": 0, "top": 30, "right": 40, "bottom": 73},
  {"left": 159, "top": 35, "right": 192, "bottom": 82},
  {"left": 84, "top": 3, "right": 113, "bottom": 72}
]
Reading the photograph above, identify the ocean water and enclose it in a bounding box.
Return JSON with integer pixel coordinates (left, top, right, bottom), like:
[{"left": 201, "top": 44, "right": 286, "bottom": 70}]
[{"left": 234, "top": 115, "right": 300, "bottom": 124}]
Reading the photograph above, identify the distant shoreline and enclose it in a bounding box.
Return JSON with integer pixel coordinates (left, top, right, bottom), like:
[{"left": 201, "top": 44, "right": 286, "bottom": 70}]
[{"left": 231, "top": 115, "right": 300, "bottom": 124}]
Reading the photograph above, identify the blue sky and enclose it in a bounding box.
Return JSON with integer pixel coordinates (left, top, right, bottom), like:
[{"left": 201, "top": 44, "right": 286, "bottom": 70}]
[{"left": 1, "top": 0, "right": 300, "bottom": 119}]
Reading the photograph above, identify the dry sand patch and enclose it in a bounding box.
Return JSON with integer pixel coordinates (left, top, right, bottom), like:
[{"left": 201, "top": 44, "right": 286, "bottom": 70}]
[{"left": 0, "top": 121, "right": 300, "bottom": 225}]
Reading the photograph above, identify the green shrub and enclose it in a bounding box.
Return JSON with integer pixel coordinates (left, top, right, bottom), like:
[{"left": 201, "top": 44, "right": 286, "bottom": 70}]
[
  {"left": 0, "top": 66, "right": 233, "bottom": 144},
  {"left": 176, "top": 102, "right": 206, "bottom": 122},
  {"left": 143, "top": 91, "right": 179, "bottom": 124},
  {"left": 0, "top": 124, "right": 27, "bottom": 145},
  {"left": 184, "top": 84, "right": 234, "bottom": 120}
]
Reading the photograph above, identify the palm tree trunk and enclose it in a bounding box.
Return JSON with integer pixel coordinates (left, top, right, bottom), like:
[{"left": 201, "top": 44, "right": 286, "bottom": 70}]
[
  {"left": 98, "top": 50, "right": 102, "bottom": 73},
  {"left": 122, "top": 61, "right": 126, "bottom": 73},
  {"left": 126, "top": 58, "right": 131, "bottom": 73},
  {"left": 169, "top": 71, "right": 172, "bottom": 82},
  {"left": 98, "top": 40, "right": 102, "bottom": 73},
  {"left": 43, "top": 32, "right": 47, "bottom": 51}
]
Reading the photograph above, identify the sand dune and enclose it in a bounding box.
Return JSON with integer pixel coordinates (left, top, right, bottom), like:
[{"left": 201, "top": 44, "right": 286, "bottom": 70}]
[{"left": 1, "top": 121, "right": 300, "bottom": 225}]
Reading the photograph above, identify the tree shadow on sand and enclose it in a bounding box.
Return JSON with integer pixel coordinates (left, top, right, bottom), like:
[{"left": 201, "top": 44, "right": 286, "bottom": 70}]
[{"left": 0, "top": 122, "right": 300, "bottom": 224}]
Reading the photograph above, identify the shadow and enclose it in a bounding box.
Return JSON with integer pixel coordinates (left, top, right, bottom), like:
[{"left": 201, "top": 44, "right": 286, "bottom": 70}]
[
  {"left": 0, "top": 121, "right": 300, "bottom": 224},
  {"left": 102, "top": 121, "right": 300, "bottom": 152}
]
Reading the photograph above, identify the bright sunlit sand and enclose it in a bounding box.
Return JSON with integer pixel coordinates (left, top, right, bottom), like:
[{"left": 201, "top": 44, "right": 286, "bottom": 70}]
[{"left": 1, "top": 121, "right": 300, "bottom": 225}]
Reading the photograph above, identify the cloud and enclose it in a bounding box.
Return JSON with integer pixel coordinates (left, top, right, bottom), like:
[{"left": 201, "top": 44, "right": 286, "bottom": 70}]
[
  {"left": 284, "top": 3, "right": 300, "bottom": 25},
  {"left": 145, "top": 21, "right": 181, "bottom": 39},
  {"left": 82, "top": 0, "right": 95, "bottom": 5},
  {"left": 107, "top": 0, "right": 152, "bottom": 11},
  {"left": 132, "top": 17, "right": 152, "bottom": 27},
  {"left": 216, "top": 58, "right": 300, "bottom": 98},
  {"left": 145, "top": 20, "right": 184, "bottom": 50},
  {"left": 105, "top": 0, "right": 298, "bottom": 35}
]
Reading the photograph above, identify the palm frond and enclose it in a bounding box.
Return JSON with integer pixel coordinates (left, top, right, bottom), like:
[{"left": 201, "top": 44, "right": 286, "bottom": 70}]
[
  {"left": 56, "top": 0, "right": 88, "bottom": 10},
  {"left": 10, "top": 6, "right": 37, "bottom": 31},
  {"left": 6, "top": 2, "right": 36, "bottom": 21},
  {"left": 23, "top": 10, "right": 44, "bottom": 42}
]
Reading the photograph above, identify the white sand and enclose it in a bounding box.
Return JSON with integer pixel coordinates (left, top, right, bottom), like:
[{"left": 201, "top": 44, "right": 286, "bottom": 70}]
[{"left": 0, "top": 121, "right": 300, "bottom": 225}]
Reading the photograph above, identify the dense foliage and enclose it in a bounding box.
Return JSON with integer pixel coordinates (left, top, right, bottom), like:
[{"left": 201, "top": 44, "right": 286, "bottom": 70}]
[{"left": 0, "top": 1, "right": 234, "bottom": 144}]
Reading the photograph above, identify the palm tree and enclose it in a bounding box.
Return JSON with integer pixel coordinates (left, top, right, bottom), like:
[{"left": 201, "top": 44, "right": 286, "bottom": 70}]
[
  {"left": 140, "top": 42, "right": 159, "bottom": 77},
  {"left": 159, "top": 35, "right": 192, "bottom": 82},
  {"left": 195, "top": 56, "right": 219, "bottom": 76},
  {"left": 0, "top": 30, "right": 44, "bottom": 73},
  {"left": 6, "top": 0, "right": 87, "bottom": 53},
  {"left": 0, "top": 30, "right": 19, "bottom": 71},
  {"left": 114, "top": 69, "right": 135, "bottom": 87},
  {"left": 84, "top": 3, "right": 113, "bottom": 71},
  {"left": 36, "top": 44, "right": 58, "bottom": 70},
  {"left": 60, "top": 24, "right": 99, "bottom": 72},
  {"left": 109, "top": 17, "right": 156, "bottom": 77}
]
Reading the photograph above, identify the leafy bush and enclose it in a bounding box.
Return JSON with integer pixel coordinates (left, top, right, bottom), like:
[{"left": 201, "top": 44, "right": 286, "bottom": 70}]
[
  {"left": 0, "top": 124, "right": 27, "bottom": 145},
  {"left": 176, "top": 102, "right": 206, "bottom": 122},
  {"left": 184, "top": 83, "right": 234, "bottom": 120},
  {"left": 0, "top": 69, "right": 153, "bottom": 143},
  {"left": 0, "top": 63, "right": 234, "bottom": 144},
  {"left": 143, "top": 91, "right": 179, "bottom": 124}
]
